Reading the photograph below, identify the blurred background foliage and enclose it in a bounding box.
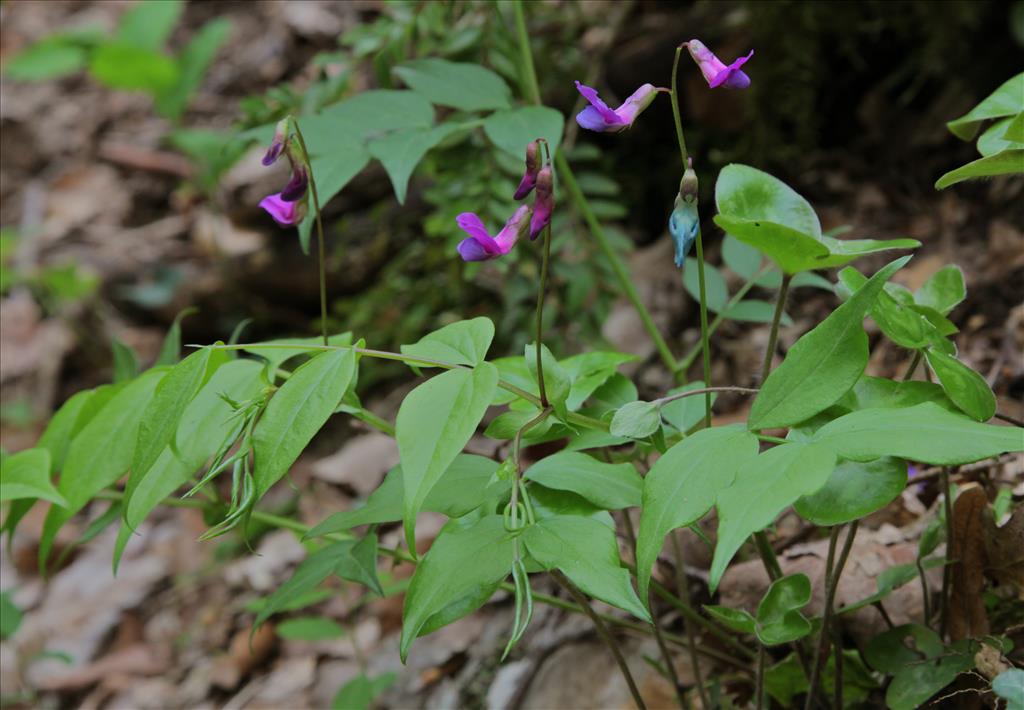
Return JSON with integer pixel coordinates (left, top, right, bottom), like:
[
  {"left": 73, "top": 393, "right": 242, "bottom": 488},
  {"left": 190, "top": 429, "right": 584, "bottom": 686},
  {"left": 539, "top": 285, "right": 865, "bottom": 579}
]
[{"left": 3, "top": 0, "right": 1021, "bottom": 394}]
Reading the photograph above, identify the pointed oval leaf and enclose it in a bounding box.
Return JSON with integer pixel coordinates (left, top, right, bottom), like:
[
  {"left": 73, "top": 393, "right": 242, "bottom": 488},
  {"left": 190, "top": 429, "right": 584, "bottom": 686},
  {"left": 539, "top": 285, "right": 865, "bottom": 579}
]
[
  {"left": 636, "top": 426, "right": 759, "bottom": 603},
  {"left": 368, "top": 124, "right": 462, "bottom": 204},
  {"left": 795, "top": 457, "right": 907, "bottom": 526},
  {"left": 749, "top": 257, "right": 909, "bottom": 430},
  {"left": 1, "top": 449, "right": 64, "bottom": 505},
  {"left": 524, "top": 451, "right": 642, "bottom": 510},
  {"left": 713, "top": 215, "right": 828, "bottom": 275},
  {"left": 609, "top": 400, "right": 661, "bottom": 439},
  {"left": 715, "top": 164, "right": 821, "bottom": 237},
  {"left": 947, "top": 73, "right": 1024, "bottom": 140},
  {"left": 252, "top": 349, "right": 357, "bottom": 499},
  {"left": 483, "top": 106, "right": 564, "bottom": 158},
  {"left": 936, "top": 149, "right": 1024, "bottom": 189},
  {"left": 915, "top": 265, "right": 966, "bottom": 316},
  {"left": 397, "top": 364, "right": 498, "bottom": 550},
  {"left": 401, "top": 317, "right": 495, "bottom": 367},
  {"left": 393, "top": 59, "right": 511, "bottom": 112},
  {"left": 924, "top": 349, "right": 996, "bottom": 422}
]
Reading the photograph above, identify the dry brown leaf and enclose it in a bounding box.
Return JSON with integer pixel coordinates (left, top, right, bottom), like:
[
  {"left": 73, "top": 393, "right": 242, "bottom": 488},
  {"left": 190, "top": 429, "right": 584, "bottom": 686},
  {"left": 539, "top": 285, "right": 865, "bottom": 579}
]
[{"left": 949, "top": 483, "right": 990, "bottom": 641}]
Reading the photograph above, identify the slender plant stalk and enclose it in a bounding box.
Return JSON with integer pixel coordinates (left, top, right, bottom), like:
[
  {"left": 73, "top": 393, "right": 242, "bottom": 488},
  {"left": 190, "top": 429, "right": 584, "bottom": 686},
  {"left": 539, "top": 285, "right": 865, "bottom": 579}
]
[
  {"left": 832, "top": 614, "right": 844, "bottom": 710},
  {"left": 671, "top": 532, "right": 710, "bottom": 709},
  {"left": 649, "top": 579, "right": 755, "bottom": 659},
  {"left": 805, "top": 521, "right": 858, "bottom": 710},
  {"left": 290, "top": 123, "right": 329, "bottom": 346},
  {"left": 552, "top": 570, "right": 648, "bottom": 710},
  {"left": 760, "top": 273, "right": 792, "bottom": 384},
  {"left": 511, "top": 0, "right": 679, "bottom": 375},
  {"left": 939, "top": 467, "right": 954, "bottom": 640},
  {"left": 903, "top": 351, "right": 923, "bottom": 381},
  {"left": 753, "top": 530, "right": 784, "bottom": 582},
  {"left": 655, "top": 385, "right": 758, "bottom": 406},
  {"left": 534, "top": 224, "right": 552, "bottom": 406},
  {"left": 756, "top": 643, "right": 766, "bottom": 710},
  {"left": 918, "top": 556, "right": 932, "bottom": 626},
  {"left": 669, "top": 45, "right": 712, "bottom": 416}
]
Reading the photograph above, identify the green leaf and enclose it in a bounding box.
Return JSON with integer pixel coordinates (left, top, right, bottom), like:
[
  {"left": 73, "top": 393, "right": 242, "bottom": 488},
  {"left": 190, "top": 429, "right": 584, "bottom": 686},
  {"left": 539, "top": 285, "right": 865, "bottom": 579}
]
[
  {"left": 306, "top": 455, "right": 502, "bottom": 537},
  {"left": 39, "top": 368, "right": 165, "bottom": 568},
  {"left": 400, "top": 317, "right": 495, "bottom": 367},
  {"left": 865, "top": 624, "right": 974, "bottom": 710},
  {"left": 813, "top": 402, "right": 1024, "bottom": 465},
  {"left": 525, "top": 343, "right": 570, "bottom": 419},
  {"left": 393, "top": 59, "right": 511, "bottom": 111},
  {"left": 636, "top": 426, "right": 759, "bottom": 602},
  {"left": 339, "top": 533, "right": 383, "bottom": 597},
  {"left": 715, "top": 164, "right": 822, "bottom": 238},
  {"left": 524, "top": 452, "right": 642, "bottom": 509},
  {"left": 0, "top": 449, "right": 65, "bottom": 506},
  {"left": 0, "top": 591, "right": 22, "bottom": 640},
  {"left": 523, "top": 514, "right": 650, "bottom": 622},
  {"left": 36, "top": 389, "right": 95, "bottom": 473},
  {"left": 915, "top": 265, "right": 966, "bottom": 315},
  {"left": 89, "top": 43, "right": 179, "bottom": 93},
  {"left": 483, "top": 106, "right": 564, "bottom": 157},
  {"left": 1004, "top": 111, "right": 1024, "bottom": 143},
  {"left": 241, "top": 332, "right": 352, "bottom": 372},
  {"left": 154, "top": 307, "right": 197, "bottom": 366},
  {"left": 723, "top": 299, "right": 793, "bottom": 326},
  {"left": 609, "top": 400, "right": 661, "bottom": 439},
  {"left": 121, "top": 360, "right": 264, "bottom": 531},
  {"left": 112, "top": 338, "right": 139, "bottom": 383},
  {"left": 992, "top": 669, "right": 1024, "bottom": 710},
  {"left": 947, "top": 73, "right": 1024, "bottom": 140},
  {"left": 333, "top": 673, "right": 398, "bottom": 710},
  {"left": 252, "top": 349, "right": 356, "bottom": 500},
  {"left": 298, "top": 147, "right": 371, "bottom": 253},
  {"left": 256, "top": 539, "right": 371, "bottom": 630},
  {"left": 276, "top": 616, "right": 346, "bottom": 641},
  {"left": 978, "top": 116, "right": 1024, "bottom": 156},
  {"left": 303, "top": 90, "right": 435, "bottom": 144},
  {"left": 116, "top": 0, "right": 183, "bottom": 49},
  {"left": 936, "top": 149, "right": 1024, "bottom": 189},
  {"left": 660, "top": 381, "right": 718, "bottom": 433},
  {"left": 400, "top": 515, "right": 514, "bottom": 661},
  {"left": 837, "top": 266, "right": 936, "bottom": 349},
  {"left": 588, "top": 373, "right": 638, "bottom": 415},
  {"left": 131, "top": 346, "right": 225, "bottom": 493},
  {"left": 397, "top": 365, "right": 498, "bottom": 550},
  {"left": 756, "top": 574, "right": 812, "bottom": 645},
  {"left": 682, "top": 259, "right": 728, "bottom": 312},
  {"left": 722, "top": 234, "right": 763, "bottom": 279},
  {"left": 925, "top": 349, "right": 996, "bottom": 422},
  {"left": 561, "top": 351, "right": 637, "bottom": 410},
  {"left": 814, "top": 236, "right": 921, "bottom": 268},
  {"left": 711, "top": 442, "right": 837, "bottom": 591},
  {"left": 713, "top": 215, "right": 828, "bottom": 275},
  {"left": 155, "top": 18, "right": 231, "bottom": 120},
  {"left": 3, "top": 39, "right": 87, "bottom": 81},
  {"left": 368, "top": 124, "right": 461, "bottom": 204},
  {"left": 795, "top": 457, "right": 907, "bottom": 526},
  {"left": 749, "top": 258, "right": 909, "bottom": 429},
  {"left": 703, "top": 605, "right": 757, "bottom": 634},
  {"left": 838, "top": 376, "right": 954, "bottom": 412}
]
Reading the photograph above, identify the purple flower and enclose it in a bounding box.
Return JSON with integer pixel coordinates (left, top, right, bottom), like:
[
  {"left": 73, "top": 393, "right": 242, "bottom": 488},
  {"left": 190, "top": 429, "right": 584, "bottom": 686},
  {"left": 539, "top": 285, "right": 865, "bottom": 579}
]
[
  {"left": 514, "top": 140, "right": 541, "bottom": 200},
  {"left": 574, "top": 81, "right": 658, "bottom": 133},
  {"left": 456, "top": 205, "right": 532, "bottom": 262},
  {"left": 279, "top": 166, "right": 308, "bottom": 202},
  {"left": 530, "top": 166, "right": 553, "bottom": 240},
  {"left": 262, "top": 118, "right": 290, "bottom": 166},
  {"left": 685, "top": 39, "right": 753, "bottom": 89},
  {"left": 260, "top": 193, "right": 306, "bottom": 226}
]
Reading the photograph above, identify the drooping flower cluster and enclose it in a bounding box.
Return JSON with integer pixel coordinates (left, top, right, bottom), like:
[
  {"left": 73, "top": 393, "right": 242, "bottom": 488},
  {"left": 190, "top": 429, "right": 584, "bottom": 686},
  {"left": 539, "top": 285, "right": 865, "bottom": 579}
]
[
  {"left": 259, "top": 118, "right": 310, "bottom": 227},
  {"left": 456, "top": 139, "right": 554, "bottom": 262}
]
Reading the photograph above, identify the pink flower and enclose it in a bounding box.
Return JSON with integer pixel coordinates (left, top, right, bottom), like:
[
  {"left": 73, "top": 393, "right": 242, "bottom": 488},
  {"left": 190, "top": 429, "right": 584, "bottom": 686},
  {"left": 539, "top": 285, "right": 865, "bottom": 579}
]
[
  {"left": 574, "top": 81, "right": 658, "bottom": 133},
  {"left": 685, "top": 39, "right": 753, "bottom": 89},
  {"left": 456, "top": 205, "right": 532, "bottom": 262},
  {"left": 259, "top": 193, "right": 306, "bottom": 226},
  {"left": 514, "top": 140, "right": 541, "bottom": 200},
  {"left": 529, "top": 166, "right": 553, "bottom": 240}
]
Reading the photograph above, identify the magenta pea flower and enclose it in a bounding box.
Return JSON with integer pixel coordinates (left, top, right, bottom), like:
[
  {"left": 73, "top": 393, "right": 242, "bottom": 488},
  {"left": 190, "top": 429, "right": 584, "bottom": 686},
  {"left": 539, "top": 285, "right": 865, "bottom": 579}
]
[
  {"left": 456, "top": 205, "right": 533, "bottom": 262},
  {"left": 259, "top": 193, "right": 307, "bottom": 226},
  {"left": 530, "top": 166, "right": 553, "bottom": 240},
  {"left": 574, "top": 81, "right": 658, "bottom": 133},
  {"left": 259, "top": 118, "right": 311, "bottom": 227},
  {"left": 685, "top": 39, "right": 753, "bottom": 89},
  {"left": 514, "top": 140, "right": 541, "bottom": 200}
]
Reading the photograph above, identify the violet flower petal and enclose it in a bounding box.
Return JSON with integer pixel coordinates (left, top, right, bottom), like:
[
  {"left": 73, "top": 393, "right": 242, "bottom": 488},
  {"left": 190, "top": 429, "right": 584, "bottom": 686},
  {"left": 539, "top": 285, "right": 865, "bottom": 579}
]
[
  {"left": 279, "top": 168, "right": 308, "bottom": 202},
  {"left": 260, "top": 193, "right": 299, "bottom": 226},
  {"left": 710, "top": 51, "right": 754, "bottom": 89},
  {"left": 456, "top": 212, "right": 492, "bottom": 242},
  {"left": 494, "top": 204, "right": 532, "bottom": 253},
  {"left": 458, "top": 237, "right": 498, "bottom": 262},
  {"left": 574, "top": 81, "right": 621, "bottom": 123}
]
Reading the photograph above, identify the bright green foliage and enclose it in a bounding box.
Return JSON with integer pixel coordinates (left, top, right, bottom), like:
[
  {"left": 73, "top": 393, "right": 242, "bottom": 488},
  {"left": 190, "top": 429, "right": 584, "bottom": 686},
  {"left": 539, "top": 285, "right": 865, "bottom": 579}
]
[
  {"left": 155, "top": 19, "right": 232, "bottom": 120},
  {"left": 368, "top": 124, "right": 463, "bottom": 204},
  {"left": 112, "top": 338, "right": 140, "bottom": 383},
  {"left": 394, "top": 58, "right": 511, "bottom": 111},
  {"left": 0, "top": 592, "right": 22, "bottom": 640},
  {"left": 946, "top": 73, "right": 1024, "bottom": 140},
  {"left": 992, "top": 669, "right": 1024, "bottom": 710},
  {"left": 252, "top": 349, "right": 357, "bottom": 499},
  {"left": 915, "top": 265, "right": 965, "bottom": 315},
  {"left": 0, "top": 449, "right": 65, "bottom": 506},
  {"left": 749, "top": 257, "right": 909, "bottom": 429},
  {"left": 483, "top": 106, "right": 564, "bottom": 158},
  {"left": 711, "top": 442, "right": 837, "bottom": 591},
  {"left": 813, "top": 402, "right": 1024, "bottom": 465},
  {"left": 333, "top": 672, "right": 398, "bottom": 710},
  {"left": 660, "top": 381, "right": 717, "bottom": 434},
  {"left": 397, "top": 364, "right": 498, "bottom": 551},
  {"left": 401, "top": 515, "right": 515, "bottom": 661},
  {"left": 924, "top": 349, "right": 996, "bottom": 422},
  {"left": 523, "top": 514, "right": 650, "bottom": 622},
  {"left": 795, "top": 457, "right": 907, "bottom": 526},
  {"left": 609, "top": 400, "right": 661, "bottom": 439},
  {"left": 39, "top": 368, "right": 165, "bottom": 569},
  {"left": 276, "top": 616, "right": 347, "bottom": 641},
  {"left": 935, "top": 149, "right": 1024, "bottom": 189},
  {"left": 636, "top": 426, "right": 759, "bottom": 603},
  {"left": 706, "top": 574, "right": 813, "bottom": 645},
  {"left": 524, "top": 451, "right": 642, "bottom": 509},
  {"left": 241, "top": 333, "right": 352, "bottom": 372},
  {"left": 525, "top": 343, "right": 570, "bottom": 420},
  {"left": 401, "top": 317, "right": 495, "bottom": 366},
  {"left": 940, "top": 73, "right": 1024, "bottom": 188},
  {"left": 115, "top": 0, "right": 184, "bottom": 49},
  {"left": 865, "top": 624, "right": 975, "bottom": 710}
]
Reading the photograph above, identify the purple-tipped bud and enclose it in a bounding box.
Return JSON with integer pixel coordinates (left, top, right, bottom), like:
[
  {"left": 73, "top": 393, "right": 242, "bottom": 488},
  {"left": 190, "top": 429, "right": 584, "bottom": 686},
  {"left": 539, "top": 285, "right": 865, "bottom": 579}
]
[
  {"left": 529, "top": 166, "right": 554, "bottom": 240},
  {"left": 260, "top": 192, "right": 307, "bottom": 227},
  {"left": 280, "top": 166, "right": 308, "bottom": 202},
  {"left": 513, "top": 140, "right": 541, "bottom": 200},
  {"left": 685, "top": 39, "right": 753, "bottom": 90},
  {"left": 680, "top": 160, "right": 698, "bottom": 202},
  {"left": 262, "top": 118, "right": 290, "bottom": 166}
]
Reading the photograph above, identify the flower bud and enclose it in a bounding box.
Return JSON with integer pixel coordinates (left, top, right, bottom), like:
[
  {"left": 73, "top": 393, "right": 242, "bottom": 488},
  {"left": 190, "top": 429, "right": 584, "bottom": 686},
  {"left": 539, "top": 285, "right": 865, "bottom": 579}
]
[
  {"left": 280, "top": 165, "right": 308, "bottom": 202},
  {"left": 529, "top": 166, "right": 554, "bottom": 240},
  {"left": 514, "top": 140, "right": 541, "bottom": 200},
  {"left": 262, "top": 118, "right": 290, "bottom": 166}
]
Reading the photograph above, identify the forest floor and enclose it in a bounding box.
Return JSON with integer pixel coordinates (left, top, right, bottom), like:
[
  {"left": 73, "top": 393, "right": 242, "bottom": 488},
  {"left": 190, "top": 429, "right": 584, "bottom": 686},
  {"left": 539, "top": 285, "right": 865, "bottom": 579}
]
[{"left": 1, "top": 2, "right": 1022, "bottom": 709}]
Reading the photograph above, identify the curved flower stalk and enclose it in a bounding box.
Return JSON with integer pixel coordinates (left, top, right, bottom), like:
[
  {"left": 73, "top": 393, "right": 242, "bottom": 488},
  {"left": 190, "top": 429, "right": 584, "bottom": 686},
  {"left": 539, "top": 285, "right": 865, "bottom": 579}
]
[
  {"left": 574, "top": 81, "right": 660, "bottom": 132},
  {"left": 685, "top": 39, "right": 753, "bottom": 90},
  {"left": 456, "top": 206, "right": 533, "bottom": 262}
]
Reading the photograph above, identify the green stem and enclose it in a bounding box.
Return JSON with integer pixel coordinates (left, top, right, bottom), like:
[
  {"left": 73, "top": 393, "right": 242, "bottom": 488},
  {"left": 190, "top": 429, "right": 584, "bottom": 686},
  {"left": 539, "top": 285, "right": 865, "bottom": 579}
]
[
  {"left": 552, "top": 570, "right": 648, "bottom": 710},
  {"left": 671, "top": 532, "right": 709, "bottom": 709},
  {"left": 669, "top": 45, "right": 710, "bottom": 416},
  {"left": 291, "top": 122, "right": 329, "bottom": 346},
  {"left": 753, "top": 530, "right": 783, "bottom": 582},
  {"left": 510, "top": 0, "right": 679, "bottom": 376},
  {"left": 535, "top": 225, "right": 552, "bottom": 406},
  {"left": 756, "top": 643, "right": 766, "bottom": 710},
  {"left": 760, "top": 273, "right": 792, "bottom": 384},
  {"left": 903, "top": 351, "right": 923, "bottom": 381}
]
